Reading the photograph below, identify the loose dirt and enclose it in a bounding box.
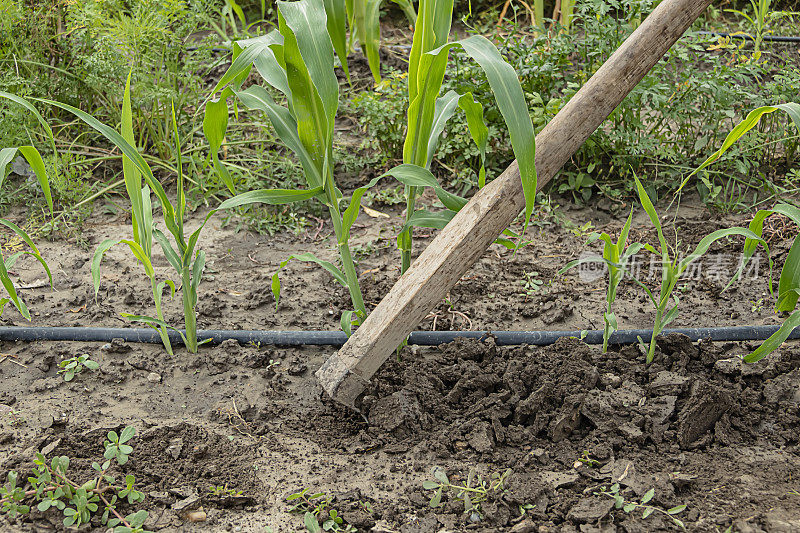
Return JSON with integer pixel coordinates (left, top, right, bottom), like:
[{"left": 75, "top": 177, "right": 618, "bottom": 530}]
[{"left": 0, "top": 197, "right": 798, "bottom": 532}]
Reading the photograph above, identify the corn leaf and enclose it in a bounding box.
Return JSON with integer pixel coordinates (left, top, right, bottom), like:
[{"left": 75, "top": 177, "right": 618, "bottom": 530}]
[
  {"left": 39, "top": 99, "right": 180, "bottom": 240},
  {"left": 428, "top": 36, "right": 536, "bottom": 229},
  {"left": 0, "top": 148, "right": 16, "bottom": 189},
  {"left": 280, "top": 0, "right": 338, "bottom": 144},
  {"left": 0, "top": 253, "right": 29, "bottom": 320},
  {"left": 92, "top": 239, "right": 156, "bottom": 298},
  {"left": 778, "top": 235, "right": 800, "bottom": 312},
  {"left": 232, "top": 86, "right": 324, "bottom": 188},
  {"left": 121, "top": 72, "right": 146, "bottom": 249},
  {"left": 363, "top": 0, "right": 382, "bottom": 83},
  {"left": 743, "top": 303, "right": 800, "bottom": 363},
  {"left": 217, "top": 186, "right": 326, "bottom": 209},
  {"left": 272, "top": 251, "right": 347, "bottom": 306},
  {"left": 0, "top": 219, "right": 52, "bottom": 284},
  {"left": 0, "top": 91, "right": 56, "bottom": 154},
  {"left": 204, "top": 88, "right": 236, "bottom": 194},
  {"left": 209, "top": 42, "right": 266, "bottom": 95},
  {"left": 16, "top": 146, "right": 52, "bottom": 212},
  {"left": 679, "top": 102, "right": 800, "bottom": 192},
  {"left": 322, "top": 0, "right": 350, "bottom": 82}
]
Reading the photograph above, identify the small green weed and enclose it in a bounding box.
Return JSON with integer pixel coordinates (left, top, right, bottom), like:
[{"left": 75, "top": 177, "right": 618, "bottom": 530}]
[
  {"left": 208, "top": 484, "right": 243, "bottom": 497},
  {"left": 57, "top": 354, "right": 99, "bottom": 382},
  {"left": 595, "top": 483, "right": 687, "bottom": 531},
  {"left": 286, "top": 488, "right": 356, "bottom": 532},
  {"left": 520, "top": 271, "right": 543, "bottom": 297},
  {"left": 0, "top": 426, "right": 151, "bottom": 532},
  {"left": 422, "top": 467, "right": 512, "bottom": 520}
]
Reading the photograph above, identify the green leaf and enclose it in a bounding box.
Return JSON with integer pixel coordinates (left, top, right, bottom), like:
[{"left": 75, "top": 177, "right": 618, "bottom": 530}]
[
  {"left": 120, "top": 426, "right": 136, "bottom": 444},
  {"left": 322, "top": 0, "right": 350, "bottom": 82},
  {"left": 38, "top": 99, "right": 180, "bottom": 240},
  {"left": 455, "top": 35, "right": 536, "bottom": 230},
  {"left": 272, "top": 252, "right": 347, "bottom": 307},
  {"left": 17, "top": 146, "right": 52, "bottom": 213},
  {"left": 217, "top": 186, "right": 325, "bottom": 209},
  {"left": 121, "top": 72, "right": 147, "bottom": 250},
  {"left": 623, "top": 502, "right": 636, "bottom": 513},
  {"left": 679, "top": 102, "right": 800, "bottom": 192},
  {"left": 777, "top": 235, "right": 800, "bottom": 312},
  {"left": 743, "top": 306, "right": 800, "bottom": 363},
  {"left": 0, "top": 91, "right": 57, "bottom": 154},
  {"left": 641, "top": 488, "right": 655, "bottom": 504},
  {"left": 234, "top": 86, "right": 323, "bottom": 188},
  {"left": 667, "top": 504, "right": 687, "bottom": 514},
  {"left": 304, "top": 511, "right": 322, "bottom": 533},
  {"left": 422, "top": 480, "right": 440, "bottom": 490},
  {"left": 204, "top": 89, "right": 236, "bottom": 194}
]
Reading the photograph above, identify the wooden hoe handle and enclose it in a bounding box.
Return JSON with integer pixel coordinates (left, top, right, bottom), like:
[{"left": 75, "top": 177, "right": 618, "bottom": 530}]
[{"left": 316, "top": 0, "right": 715, "bottom": 406}]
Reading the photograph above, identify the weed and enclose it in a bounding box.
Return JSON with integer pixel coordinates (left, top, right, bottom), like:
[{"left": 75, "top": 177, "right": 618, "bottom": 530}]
[
  {"left": 595, "top": 483, "right": 687, "bottom": 531},
  {"left": 57, "top": 354, "right": 100, "bottom": 382},
  {"left": 0, "top": 426, "right": 151, "bottom": 532},
  {"left": 208, "top": 484, "right": 243, "bottom": 497},
  {"left": 422, "top": 467, "right": 512, "bottom": 520},
  {"left": 286, "top": 488, "right": 356, "bottom": 532},
  {"left": 520, "top": 271, "right": 543, "bottom": 297}
]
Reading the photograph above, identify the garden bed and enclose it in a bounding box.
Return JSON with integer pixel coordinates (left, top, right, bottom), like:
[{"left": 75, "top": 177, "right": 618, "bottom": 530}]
[{"left": 0, "top": 200, "right": 798, "bottom": 532}]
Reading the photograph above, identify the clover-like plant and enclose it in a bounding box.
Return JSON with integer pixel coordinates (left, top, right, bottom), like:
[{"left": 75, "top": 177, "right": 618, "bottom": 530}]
[
  {"left": 595, "top": 484, "right": 687, "bottom": 531},
  {"left": 422, "top": 467, "right": 511, "bottom": 518},
  {"left": 0, "top": 427, "right": 152, "bottom": 532}
]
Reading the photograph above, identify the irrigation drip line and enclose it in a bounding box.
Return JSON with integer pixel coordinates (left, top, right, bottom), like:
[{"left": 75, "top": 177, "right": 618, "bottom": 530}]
[{"left": 0, "top": 325, "right": 796, "bottom": 347}]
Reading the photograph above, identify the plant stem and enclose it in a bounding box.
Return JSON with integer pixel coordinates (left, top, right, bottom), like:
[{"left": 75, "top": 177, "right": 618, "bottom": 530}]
[
  {"left": 647, "top": 308, "right": 663, "bottom": 364},
  {"left": 400, "top": 185, "right": 417, "bottom": 274},
  {"left": 322, "top": 162, "right": 367, "bottom": 321},
  {"left": 181, "top": 266, "right": 198, "bottom": 353},
  {"left": 150, "top": 277, "right": 173, "bottom": 356}
]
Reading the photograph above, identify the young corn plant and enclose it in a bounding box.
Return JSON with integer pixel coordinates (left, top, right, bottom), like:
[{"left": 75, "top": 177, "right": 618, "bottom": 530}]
[
  {"left": 559, "top": 208, "right": 645, "bottom": 352},
  {"left": 9, "top": 78, "right": 313, "bottom": 353},
  {"left": 0, "top": 92, "right": 54, "bottom": 320},
  {"left": 206, "top": 0, "right": 449, "bottom": 333},
  {"left": 634, "top": 175, "right": 766, "bottom": 364},
  {"left": 396, "top": 0, "right": 537, "bottom": 273},
  {"left": 679, "top": 102, "right": 800, "bottom": 363}
]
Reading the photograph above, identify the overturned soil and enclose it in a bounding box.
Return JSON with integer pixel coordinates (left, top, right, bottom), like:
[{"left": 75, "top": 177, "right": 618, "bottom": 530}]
[{"left": 0, "top": 196, "right": 798, "bottom": 532}]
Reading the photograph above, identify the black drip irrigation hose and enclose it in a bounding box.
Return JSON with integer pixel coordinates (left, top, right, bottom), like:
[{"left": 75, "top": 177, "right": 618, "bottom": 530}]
[{"left": 0, "top": 325, "right": 797, "bottom": 347}]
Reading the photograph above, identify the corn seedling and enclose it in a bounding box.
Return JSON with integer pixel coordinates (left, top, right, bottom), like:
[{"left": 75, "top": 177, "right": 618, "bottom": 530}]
[
  {"left": 396, "top": 0, "right": 537, "bottom": 273},
  {"left": 680, "top": 102, "right": 800, "bottom": 362},
  {"left": 726, "top": 0, "right": 775, "bottom": 56},
  {"left": 207, "top": 0, "right": 449, "bottom": 333},
  {"left": 6, "top": 76, "right": 312, "bottom": 354},
  {"left": 634, "top": 174, "right": 766, "bottom": 364},
  {"left": 560, "top": 207, "right": 645, "bottom": 352},
  {"left": 595, "top": 484, "right": 687, "bottom": 531},
  {"left": 0, "top": 92, "right": 54, "bottom": 320}
]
